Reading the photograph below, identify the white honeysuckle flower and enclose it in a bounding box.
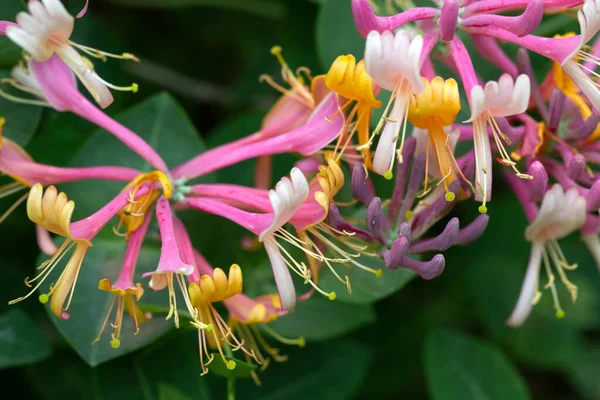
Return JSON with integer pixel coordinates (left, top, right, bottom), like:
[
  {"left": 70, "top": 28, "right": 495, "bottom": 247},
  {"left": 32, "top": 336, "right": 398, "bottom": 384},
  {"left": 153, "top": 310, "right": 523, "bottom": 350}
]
[
  {"left": 563, "top": 0, "right": 600, "bottom": 63},
  {"left": 5, "top": 0, "right": 137, "bottom": 109},
  {"left": 259, "top": 167, "right": 310, "bottom": 311},
  {"left": 365, "top": 30, "right": 425, "bottom": 179},
  {"left": 259, "top": 167, "right": 309, "bottom": 241},
  {"left": 467, "top": 74, "right": 531, "bottom": 209},
  {"left": 507, "top": 185, "right": 586, "bottom": 327}
]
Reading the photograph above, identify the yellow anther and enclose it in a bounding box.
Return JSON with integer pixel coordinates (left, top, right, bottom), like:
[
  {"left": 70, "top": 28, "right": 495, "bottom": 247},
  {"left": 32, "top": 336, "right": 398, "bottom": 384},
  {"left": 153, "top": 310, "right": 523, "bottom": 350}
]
[
  {"left": 325, "top": 54, "right": 381, "bottom": 108},
  {"left": 408, "top": 77, "right": 461, "bottom": 128}
]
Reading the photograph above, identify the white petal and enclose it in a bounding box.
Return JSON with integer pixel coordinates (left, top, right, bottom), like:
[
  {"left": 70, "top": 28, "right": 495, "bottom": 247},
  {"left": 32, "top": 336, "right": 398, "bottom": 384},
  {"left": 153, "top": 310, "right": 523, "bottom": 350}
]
[
  {"left": 507, "top": 243, "right": 543, "bottom": 327},
  {"left": 472, "top": 118, "right": 492, "bottom": 202},
  {"left": 264, "top": 238, "right": 296, "bottom": 311},
  {"left": 563, "top": 0, "right": 600, "bottom": 64},
  {"left": 563, "top": 60, "right": 600, "bottom": 113}
]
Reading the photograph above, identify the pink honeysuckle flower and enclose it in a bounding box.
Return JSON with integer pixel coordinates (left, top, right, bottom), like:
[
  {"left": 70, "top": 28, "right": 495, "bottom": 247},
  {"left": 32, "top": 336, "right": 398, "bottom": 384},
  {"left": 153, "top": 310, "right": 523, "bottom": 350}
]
[
  {"left": 171, "top": 92, "right": 345, "bottom": 182},
  {"left": 506, "top": 178, "right": 587, "bottom": 327},
  {"left": 2, "top": 0, "right": 138, "bottom": 108},
  {"left": 11, "top": 56, "right": 168, "bottom": 172},
  {"left": 141, "top": 196, "right": 194, "bottom": 328},
  {"left": 449, "top": 37, "right": 531, "bottom": 210},
  {"left": 364, "top": 29, "right": 428, "bottom": 178},
  {"left": 9, "top": 183, "right": 151, "bottom": 320},
  {"left": 94, "top": 215, "right": 152, "bottom": 349}
]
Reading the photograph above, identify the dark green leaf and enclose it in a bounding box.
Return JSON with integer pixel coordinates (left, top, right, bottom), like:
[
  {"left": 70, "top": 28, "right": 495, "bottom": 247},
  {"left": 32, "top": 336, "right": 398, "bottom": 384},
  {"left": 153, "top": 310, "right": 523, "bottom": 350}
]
[
  {"left": 269, "top": 296, "right": 376, "bottom": 341},
  {"left": 316, "top": 0, "right": 365, "bottom": 71},
  {"left": 158, "top": 383, "right": 193, "bottom": 400},
  {"left": 568, "top": 347, "right": 600, "bottom": 400},
  {"left": 0, "top": 1, "right": 23, "bottom": 68},
  {"left": 0, "top": 69, "right": 42, "bottom": 147},
  {"left": 238, "top": 340, "right": 372, "bottom": 400},
  {"left": 102, "top": 0, "right": 287, "bottom": 20},
  {"left": 320, "top": 256, "right": 415, "bottom": 304},
  {"left": 425, "top": 329, "right": 531, "bottom": 400},
  {"left": 0, "top": 308, "right": 51, "bottom": 368}
]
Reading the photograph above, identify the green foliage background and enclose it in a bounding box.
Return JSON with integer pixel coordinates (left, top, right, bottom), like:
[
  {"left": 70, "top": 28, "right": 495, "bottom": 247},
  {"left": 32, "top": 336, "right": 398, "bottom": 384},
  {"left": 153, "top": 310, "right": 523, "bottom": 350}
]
[{"left": 0, "top": 0, "right": 599, "bottom": 399}]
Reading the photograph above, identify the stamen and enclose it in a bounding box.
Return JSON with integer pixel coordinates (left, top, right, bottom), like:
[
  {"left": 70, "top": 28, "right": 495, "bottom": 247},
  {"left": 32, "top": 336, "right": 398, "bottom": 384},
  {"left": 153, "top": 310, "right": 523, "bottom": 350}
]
[
  {"left": 0, "top": 192, "right": 28, "bottom": 224},
  {"left": 0, "top": 89, "right": 51, "bottom": 107},
  {"left": 67, "top": 41, "right": 139, "bottom": 62}
]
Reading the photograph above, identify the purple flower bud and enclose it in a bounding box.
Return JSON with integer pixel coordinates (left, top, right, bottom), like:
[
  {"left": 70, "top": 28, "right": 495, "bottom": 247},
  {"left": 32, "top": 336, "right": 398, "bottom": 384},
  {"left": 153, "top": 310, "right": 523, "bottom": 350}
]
[
  {"left": 382, "top": 236, "right": 410, "bottom": 269},
  {"left": 327, "top": 204, "right": 378, "bottom": 243},
  {"left": 397, "top": 152, "right": 426, "bottom": 225},
  {"left": 517, "top": 48, "right": 548, "bottom": 122},
  {"left": 526, "top": 161, "right": 548, "bottom": 202},
  {"left": 548, "top": 89, "right": 566, "bottom": 132},
  {"left": 402, "top": 254, "right": 445, "bottom": 280},
  {"left": 352, "top": 164, "right": 375, "bottom": 207},
  {"left": 438, "top": 0, "right": 458, "bottom": 41},
  {"left": 412, "top": 181, "right": 460, "bottom": 238},
  {"left": 455, "top": 214, "right": 489, "bottom": 245},
  {"left": 409, "top": 218, "right": 460, "bottom": 253},
  {"left": 389, "top": 136, "right": 417, "bottom": 223},
  {"left": 572, "top": 114, "right": 600, "bottom": 141},
  {"left": 587, "top": 180, "right": 600, "bottom": 212},
  {"left": 367, "top": 197, "right": 390, "bottom": 244},
  {"left": 397, "top": 222, "right": 412, "bottom": 243},
  {"left": 567, "top": 153, "right": 586, "bottom": 180}
]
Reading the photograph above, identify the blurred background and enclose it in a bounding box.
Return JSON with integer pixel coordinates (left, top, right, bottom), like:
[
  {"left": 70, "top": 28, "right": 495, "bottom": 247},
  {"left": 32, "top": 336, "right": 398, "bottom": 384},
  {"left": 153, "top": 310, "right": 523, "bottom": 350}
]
[{"left": 0, "top": 0, "right": 599, "bottom": 399}]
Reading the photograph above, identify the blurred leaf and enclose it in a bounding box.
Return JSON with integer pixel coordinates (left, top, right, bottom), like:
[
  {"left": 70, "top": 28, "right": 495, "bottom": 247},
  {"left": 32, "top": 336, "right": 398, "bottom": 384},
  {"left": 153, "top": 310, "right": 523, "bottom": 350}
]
[
  {"left": 0, "top": 69, "right": 42, "bottom": 147},
  {"left": 158, "top": 383, "right": 193, "bottom": 400},
  {"left": 0, "top": 308, "right": 51, "bottom": 368},
  {"left": 238, "top": 340, "right": 372, "bottom": 400},
  {"left": 269, "top": 297, "right": 376, "bottom": 341},
  {"left": 102, "top": 0, "right": 287, "bottom": 20},
  {"left": 569, "top": 347, "right": 600, "bottom": 400},
  {"left": 0, "top": 1, "right": 22, "bottom": 67},
  {"left": 320, "top": 256, "right": 415, "bottom": 304},
  {"left": 39, "top": 240, "right": 173, "bottom": 367},
  {"left": 425, "top": 329, "right": 531, "bottom": 400},
  {"left": 316, "top": 0, "right": 365, "bottom": 71}
]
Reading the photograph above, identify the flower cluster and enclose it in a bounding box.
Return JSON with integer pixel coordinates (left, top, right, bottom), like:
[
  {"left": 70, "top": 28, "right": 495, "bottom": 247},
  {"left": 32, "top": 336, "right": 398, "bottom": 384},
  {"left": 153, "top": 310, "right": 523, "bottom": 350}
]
[{"left": 2, "top": 0, "right": 600, "bottom": 384}]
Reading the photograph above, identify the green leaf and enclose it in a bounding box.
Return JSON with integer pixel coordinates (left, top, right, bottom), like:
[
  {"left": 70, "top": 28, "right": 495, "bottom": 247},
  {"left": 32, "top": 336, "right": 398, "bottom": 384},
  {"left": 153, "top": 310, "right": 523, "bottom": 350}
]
[
  {"left": 0, "top": 69, "right": 42, "bottom": 147},
  {"left": 425, "top": 329, "right": 531, "bottom": 400},
  {"left": 269, "top": 296, "right": 376, "bottom": 341},
  {"left": 0, "top": 308, "right": 51, "bottom": 368},
  {"left": 316, "top": 0, "right": 365, "bottom": 71},
  {"left": 568, "top": 347, "right": 600, "bottom": 400},
  {"left": 158, "top": 383, "right": 193, "bottom": 400},
  {"left": 319, "top": 256, "right": 415, "bottom": 304},
  {"left": 238, "top": 340, "right": 372, "bottom": 400},
  {"left": 39, "top": 240, "right": 173, "bottom": 367},
  {"left": 102, "top": 0, "right": 287, "bottom": 20},
  {"left": 0, "top": 1, "right": 23, "bottom": 68}
]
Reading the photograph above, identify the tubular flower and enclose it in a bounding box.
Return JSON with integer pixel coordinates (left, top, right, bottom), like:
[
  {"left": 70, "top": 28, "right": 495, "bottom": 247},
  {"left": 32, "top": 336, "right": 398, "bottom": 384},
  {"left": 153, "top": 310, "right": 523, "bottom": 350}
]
[
  {"left": 325, "top": 54, "right": 381, "bottom": 168},
  {"left": 365, "top": 29, "right": 426, "bottom": 178},
  {"left": 507, "top": 182, "right": 587, "bottom": 327},
  {"left": 142, "top": 197, "right": 194, "bottom": 328},
  {"left": 407, "top": 76, "right": 463, "bottom": 201},
  {"left": 9, "top": 183, "right": 147, "bottom": 319},
  {"left": 94, "top": 216, "right": 152, "bottom": 349},
  {"left": 187, "top": 264, "right": 255, "bottom": 375},
  {"left": 2, "top": 0, "right": 138, "bottom": 108}
]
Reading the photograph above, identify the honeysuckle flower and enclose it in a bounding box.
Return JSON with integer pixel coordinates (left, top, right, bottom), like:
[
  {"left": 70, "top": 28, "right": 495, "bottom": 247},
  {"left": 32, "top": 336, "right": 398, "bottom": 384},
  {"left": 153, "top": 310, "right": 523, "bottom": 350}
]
[
  {"left": 3, "top": 57, "right": 168, "bottom": 172},
  {"left": 94, "top": 216, "right": 152, "bottom": 349},
  {"left": 407, "top": 76, "right": 463, "bottom": 201},
  {"left": 449, "top": 37, "right": 532, "bottom": 210},
  {"left": 171, "top": 90, "right": 344, "bottom": 182},
  {"left": 506, "top": 180, "right": 587, "bottom": 327},
  {"left": 365, "top": 29, "right": 429, "bottom": 178},
  {"left": 9, "top": 183, "right": 151, "bottom": 319},
  {"left": 324, "top": 53, "right": 381, "bottom": 168},
  {"left": 2, "top": 0, "right": 138, "bottom": 108},
  {"left": 141, "top": 197, "right": 194, "bottom": 328}
]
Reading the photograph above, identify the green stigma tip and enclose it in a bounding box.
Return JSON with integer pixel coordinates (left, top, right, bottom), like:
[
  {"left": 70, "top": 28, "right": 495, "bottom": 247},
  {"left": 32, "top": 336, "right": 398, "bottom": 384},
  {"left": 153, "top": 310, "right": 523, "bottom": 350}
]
[
  {"left": 445, "top": 192, "right": 456, "bottom": 202},
  {"left": 328, "top": 292, "right": 336, "bottom": 301},
  {"left": 298, "top": 337, "right": 306, "bottom": 348},
  {"left": 226, "top": 360, "right": 236, "bottom": 370},
  {"left": 132, "top": 83, "right": 139, "bottom": 93},
  {"left": 110, "top": 339, "right": 121, "bottom": 349},
  {"left": 205, "top": 324, "right": 213, "bottom": 333},
  {"left": 38, "top": 294, "right": 49, "bottom": 304},
  {"left": 478, "top": 205, "right": 488, "bottom": 214},
  {"left": 375, "top": 269, "right": 383, "bottom": 278},
  {"left": 556, "top": 309, "right": 566, "bottom": 319},
  {"left": 405, "top": 210, "right": 413, "bottom": 220},
  {"left": 383, "top": 171, "right": 393, "bottom": 180}
]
